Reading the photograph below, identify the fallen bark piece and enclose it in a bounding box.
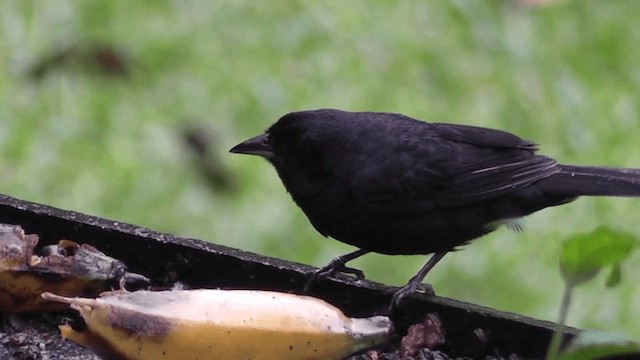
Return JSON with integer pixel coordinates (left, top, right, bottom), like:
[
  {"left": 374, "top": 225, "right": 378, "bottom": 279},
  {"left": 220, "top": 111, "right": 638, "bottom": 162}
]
[{"left": 42, "top": 289, "right": 391, "bottom": 360}]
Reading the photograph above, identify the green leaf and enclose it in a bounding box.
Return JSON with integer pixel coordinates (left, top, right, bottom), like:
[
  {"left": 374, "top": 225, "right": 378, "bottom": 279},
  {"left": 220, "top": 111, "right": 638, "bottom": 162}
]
[
  {"left": 558, "top": 330, "right": 640, "bottom": 360},
  {"left": 559, "top": 227, "right": 638, "bottom": 287}
]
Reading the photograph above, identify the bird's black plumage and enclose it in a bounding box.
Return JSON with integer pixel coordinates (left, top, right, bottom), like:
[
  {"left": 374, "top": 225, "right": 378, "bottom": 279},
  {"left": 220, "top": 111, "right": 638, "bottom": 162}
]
[{"left": 231, "top": 109, "right": 640, "bottom": 307}]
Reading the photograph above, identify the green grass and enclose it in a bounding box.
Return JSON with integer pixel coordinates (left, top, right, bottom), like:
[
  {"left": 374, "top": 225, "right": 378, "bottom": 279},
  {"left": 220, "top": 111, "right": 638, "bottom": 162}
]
[{"left": 2, "top": 0, "right": 640, "bottom": 338}]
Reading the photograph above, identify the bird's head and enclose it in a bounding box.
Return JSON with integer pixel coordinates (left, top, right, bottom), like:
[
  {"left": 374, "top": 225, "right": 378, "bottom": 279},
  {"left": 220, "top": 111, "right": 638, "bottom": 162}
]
[{"left": 230, "top": 109, "right": 353, "bottom": 183}]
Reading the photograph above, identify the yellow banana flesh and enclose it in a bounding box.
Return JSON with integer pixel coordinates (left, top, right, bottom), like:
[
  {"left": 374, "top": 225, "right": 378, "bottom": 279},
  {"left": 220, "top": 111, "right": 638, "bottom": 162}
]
[{"left": 42, "top": 289, "right": 390, "bottom": 360}]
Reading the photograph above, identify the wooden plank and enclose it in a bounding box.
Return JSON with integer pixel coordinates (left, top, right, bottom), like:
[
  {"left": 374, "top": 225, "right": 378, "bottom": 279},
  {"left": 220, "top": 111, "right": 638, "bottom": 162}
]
[{"left": 0, "top": 194, "right": 577, "bottom": 358}]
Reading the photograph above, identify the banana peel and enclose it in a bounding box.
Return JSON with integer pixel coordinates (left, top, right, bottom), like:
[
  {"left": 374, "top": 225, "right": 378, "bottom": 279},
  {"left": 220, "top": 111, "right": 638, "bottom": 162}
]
[
  {"left": 42, "top": 289, "right": 391, "bottom": 360},
  {"left": 0, "top": 224, "right": 148, "bottom": 312}
]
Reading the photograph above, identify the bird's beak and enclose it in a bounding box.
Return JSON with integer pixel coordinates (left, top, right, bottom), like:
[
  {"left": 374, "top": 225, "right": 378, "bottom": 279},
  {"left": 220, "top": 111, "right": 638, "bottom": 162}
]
[{"left": 229, "top": 133, "right": 273, "bottom": 159}]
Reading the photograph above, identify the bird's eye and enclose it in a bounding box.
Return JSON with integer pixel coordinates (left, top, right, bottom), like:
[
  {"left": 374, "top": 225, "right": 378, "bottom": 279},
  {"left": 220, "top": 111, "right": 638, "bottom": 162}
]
[
  {"left": 296, "top": 140, "right": 327, "bottom": 178},
  {"left": 297, "top": 140, "right": 321, "bottom": 162}
]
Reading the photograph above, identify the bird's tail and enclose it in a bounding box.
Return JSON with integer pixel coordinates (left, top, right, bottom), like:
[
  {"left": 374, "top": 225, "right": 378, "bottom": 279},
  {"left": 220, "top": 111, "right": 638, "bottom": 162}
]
[{"left": 538, "top": 164, "right": 640, "bottom": 197}]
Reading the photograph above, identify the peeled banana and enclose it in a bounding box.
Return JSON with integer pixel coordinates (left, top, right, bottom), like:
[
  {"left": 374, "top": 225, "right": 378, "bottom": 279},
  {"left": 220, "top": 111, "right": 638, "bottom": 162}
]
[
  {"left": 42, "top": 289, "right": 391, "bottom": 360},
  {"left": 0, "top": 223, "right": 148, "bottom": 312}
]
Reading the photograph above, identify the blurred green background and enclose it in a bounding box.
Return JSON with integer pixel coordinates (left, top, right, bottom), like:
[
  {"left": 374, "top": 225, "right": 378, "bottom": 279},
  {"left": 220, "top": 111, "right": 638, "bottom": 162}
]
[{"left": 2, "top": 0, "right": 640, "bottom": 338}]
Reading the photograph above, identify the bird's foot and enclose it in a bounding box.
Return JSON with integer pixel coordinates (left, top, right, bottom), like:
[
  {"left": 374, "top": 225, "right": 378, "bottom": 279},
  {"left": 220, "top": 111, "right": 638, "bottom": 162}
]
[
  {"left": 387, "top": 281, "right": 435, "bottom": 314},
  {"left": 303, "top": 262, "right": 365, "bottom": 293}
]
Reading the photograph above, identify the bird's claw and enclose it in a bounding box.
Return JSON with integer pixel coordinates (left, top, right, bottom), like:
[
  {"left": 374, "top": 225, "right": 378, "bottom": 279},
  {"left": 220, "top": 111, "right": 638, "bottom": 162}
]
[
  {"left": 334, "top": 265, "right": 365, "bottom": 279},
  {"left": 387, "top": 282, "right": 435, "bottom": 314},
  {"left": 303, "top": 269, "right": 323, "bottom": 293},
  {"left": 303, "top": 264, "right": 365, "bottom": 293}
]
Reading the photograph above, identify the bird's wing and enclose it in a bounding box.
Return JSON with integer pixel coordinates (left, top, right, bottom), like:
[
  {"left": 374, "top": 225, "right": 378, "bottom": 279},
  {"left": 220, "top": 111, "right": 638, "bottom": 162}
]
[
  {"left": 348, "top": 122, "right": 559, "bottom": 213},
  {"left": 437, "top": 150, "right": 559, "bottom": 204},
  {"left": 355, "top": 123, "right": 559, "bottom": 213},
  {"left": 426, "top": 123, "right": 560, "bottom": 206},
  {"left": 432, "top": 123, "right": 538, "bottom": 150}
]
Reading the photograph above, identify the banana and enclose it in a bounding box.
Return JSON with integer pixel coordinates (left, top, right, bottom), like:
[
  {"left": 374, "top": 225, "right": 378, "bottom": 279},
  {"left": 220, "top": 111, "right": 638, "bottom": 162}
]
[
  {"left": 42, "top": 289, "right": 391, "bottom": 360},
  {"left": 0, "top": 223, "right": 148, "bottom": 312}
]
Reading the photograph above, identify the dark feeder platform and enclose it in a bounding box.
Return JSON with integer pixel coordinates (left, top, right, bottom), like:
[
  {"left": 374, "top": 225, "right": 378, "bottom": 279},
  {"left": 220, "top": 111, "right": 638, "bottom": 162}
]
[{"left": 0, "top": 193, "right": 578, "bottom": 359}]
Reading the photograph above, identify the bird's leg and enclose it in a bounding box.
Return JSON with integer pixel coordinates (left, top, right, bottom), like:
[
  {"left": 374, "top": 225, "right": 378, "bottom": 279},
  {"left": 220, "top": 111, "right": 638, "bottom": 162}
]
[
  {"left": 303, "top": 249, "right": 371, "bottom": 292},
  {"left": 389, "top": 251, "right": 448, "bottom": 313}
]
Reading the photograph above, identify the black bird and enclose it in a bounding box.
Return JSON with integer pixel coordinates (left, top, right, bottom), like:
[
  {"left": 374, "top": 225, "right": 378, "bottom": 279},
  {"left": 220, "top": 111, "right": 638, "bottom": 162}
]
[{"left": 230, "top": 109, "right": 640, "bottom": 308}]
